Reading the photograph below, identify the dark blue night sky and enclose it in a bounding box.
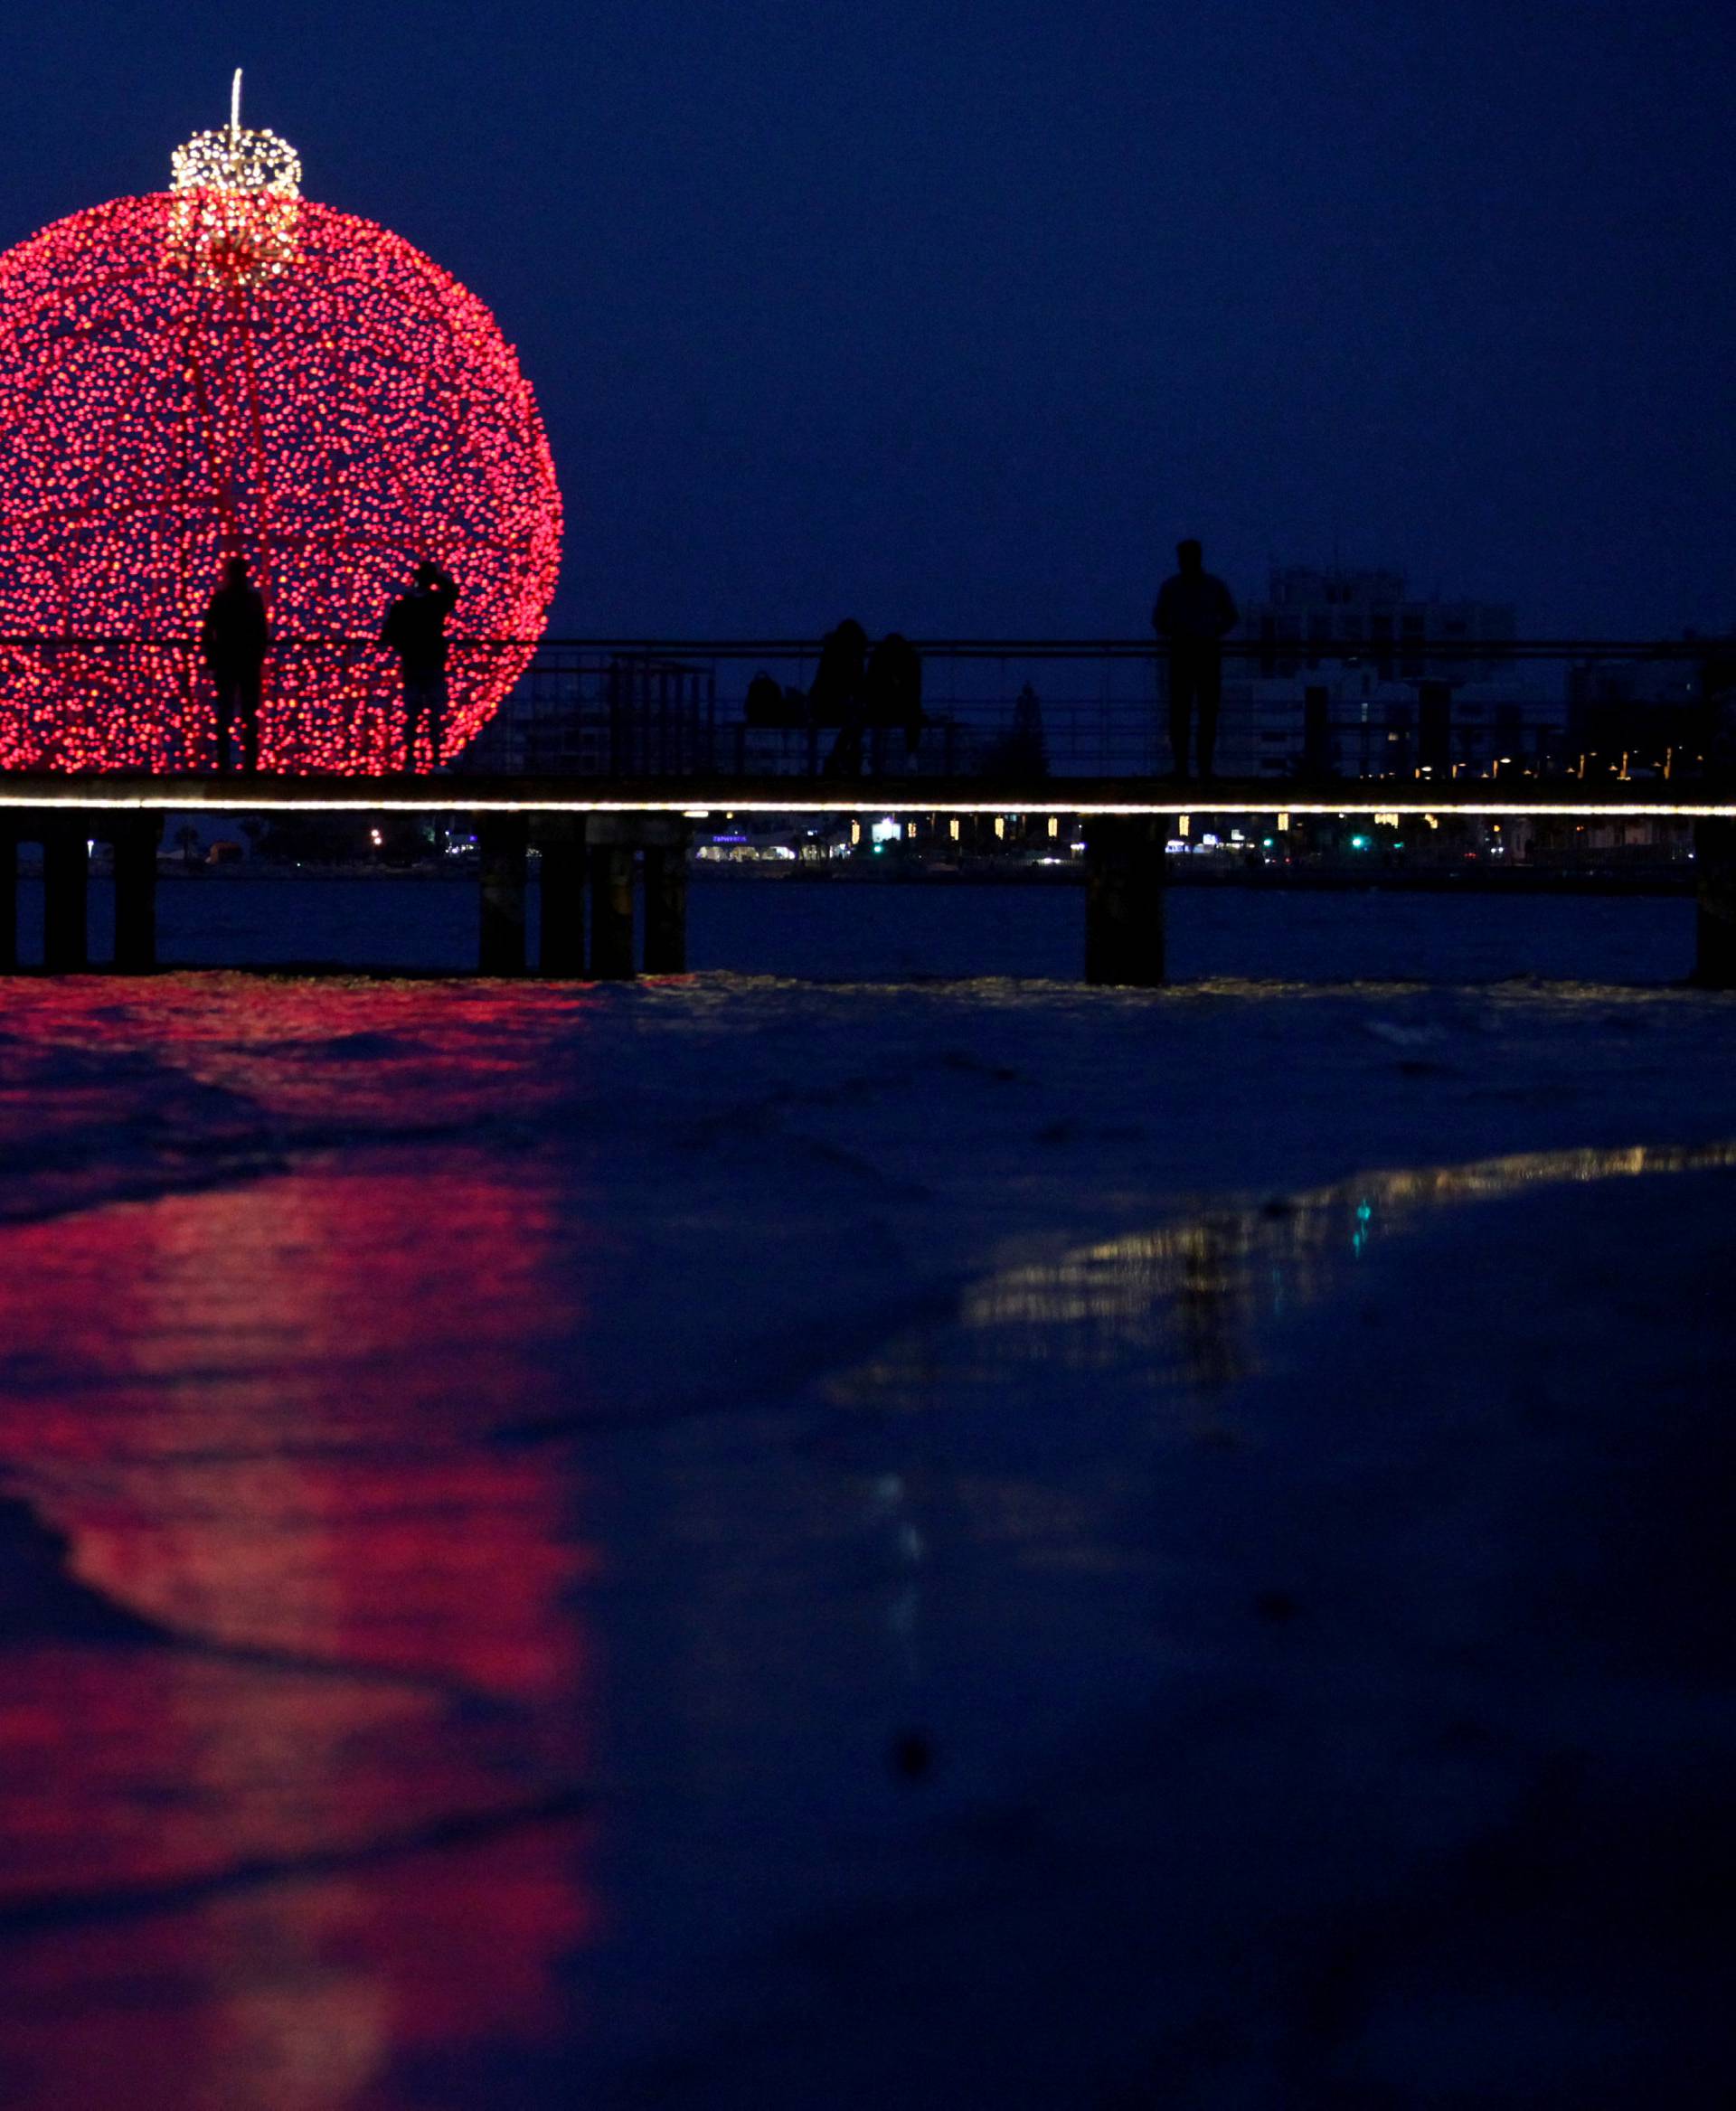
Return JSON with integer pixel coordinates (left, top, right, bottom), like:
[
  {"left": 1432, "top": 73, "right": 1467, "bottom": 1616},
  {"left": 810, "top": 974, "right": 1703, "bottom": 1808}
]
[{"left": 4, "top": 0, "right": 1732, "bottom": 636}]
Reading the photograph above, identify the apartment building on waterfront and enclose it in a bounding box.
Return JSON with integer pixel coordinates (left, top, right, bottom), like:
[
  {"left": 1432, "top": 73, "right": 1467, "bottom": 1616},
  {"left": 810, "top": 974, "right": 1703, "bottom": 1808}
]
[{"left": 1199, "top": 565, "right": 1561, "bottom": 779}]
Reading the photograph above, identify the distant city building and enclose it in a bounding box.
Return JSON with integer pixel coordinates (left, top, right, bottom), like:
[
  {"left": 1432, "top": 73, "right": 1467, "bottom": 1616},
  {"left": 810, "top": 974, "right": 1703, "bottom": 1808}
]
[
  {"left": 1565, "top": 646, "right": 1712, "bottom": 777},
  {"left": 1201, "top": 565, "right": 1561, "bottom": 779}
]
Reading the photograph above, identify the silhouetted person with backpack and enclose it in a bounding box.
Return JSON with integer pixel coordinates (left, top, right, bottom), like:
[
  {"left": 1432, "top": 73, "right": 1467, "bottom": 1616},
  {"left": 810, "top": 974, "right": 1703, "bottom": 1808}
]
[
  {"left": 382, "top": 559, "right": 459, "bottom": 771},
  {"left": 201, "top": 556, "right": 269, "bottom": 774},
  {"left": 1153, "top": 539, "right": 1238, "bottom": 779}
]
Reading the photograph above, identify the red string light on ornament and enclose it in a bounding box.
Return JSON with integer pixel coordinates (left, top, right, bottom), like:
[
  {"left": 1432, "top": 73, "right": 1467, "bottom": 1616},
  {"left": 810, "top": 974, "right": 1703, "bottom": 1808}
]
[{"left": 0, "top": 82, "right": 562, "bottom": 773}]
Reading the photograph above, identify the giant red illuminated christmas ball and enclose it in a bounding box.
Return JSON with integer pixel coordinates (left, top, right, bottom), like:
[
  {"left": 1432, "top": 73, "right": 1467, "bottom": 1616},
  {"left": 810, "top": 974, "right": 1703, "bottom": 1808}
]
[{"left": 0, "top": 82, "right": 561, "bottom": 772}]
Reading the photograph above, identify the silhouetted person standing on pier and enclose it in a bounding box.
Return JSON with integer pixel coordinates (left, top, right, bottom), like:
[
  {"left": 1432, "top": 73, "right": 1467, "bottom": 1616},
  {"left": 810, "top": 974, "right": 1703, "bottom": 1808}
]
[
  {"left": 867, "top": 632, "right": 924, "bottom": 770},
  {"left": 814, "top": 617, "right": 870, "bottom": 775},
  {"left": 1153, "top": 539, "right": 1238, "bottom": 779},
  {"left": 201, "top": 556, "right": 269, "bottom": 774},
  {"left": 383, "top": 560, "right": 459, "bottom": 771}
]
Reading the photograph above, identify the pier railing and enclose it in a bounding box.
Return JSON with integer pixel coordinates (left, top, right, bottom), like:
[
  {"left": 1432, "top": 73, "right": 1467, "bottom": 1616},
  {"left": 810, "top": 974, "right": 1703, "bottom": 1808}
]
[
  {"left": 471, "top": 636, "right": 1725, "bottom": 788},
  {"left": 0, "top": 634, "right": 1723, "bottom": 783}
]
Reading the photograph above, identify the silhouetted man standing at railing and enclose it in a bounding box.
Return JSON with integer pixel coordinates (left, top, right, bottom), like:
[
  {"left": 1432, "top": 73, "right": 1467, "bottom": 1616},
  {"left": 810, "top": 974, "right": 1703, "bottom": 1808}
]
[
  {"left": 867, "top": 632, "right": 924, "bottom": 771},
  {"left": 201, "top": 556, "right": 269, "bottom": 774},
  {"left": 383, "top": 559, "right": 459, "bottom": 771},
  {"left": 1153, "top": 538, "right": 1238, "bottom": 779},
  {"left": 814, "top": 617, "right": 870, "bottom": 775}
]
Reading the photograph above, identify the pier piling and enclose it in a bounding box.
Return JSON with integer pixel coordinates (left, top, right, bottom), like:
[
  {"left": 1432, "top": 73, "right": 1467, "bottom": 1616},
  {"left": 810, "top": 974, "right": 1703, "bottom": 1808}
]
[
  {"left": 642, "top": 821, "right": 691, "bottom": 975},
  {"left": 1694, "top": 817, "right": 1736, "bottom": 988},
  {"left": 1085, "top": 815, "right": 1165, "bottom": 986},
  {"left": 478, "top": 814, "right": 530, "bottom": 975},
  {"left": 111, "top": 815, "right": 159, "bottom": 972},
  {"left": 0, "top": 828, "right": 14, "bottom": 972},
  {"left": 42, "top": 825, "right": 89, "bottom": 972},
  {"left": 535, "top": 817, "right": 587, "bottom": 977},
  {"left": 589, "top": 827, "right": 636, "bottom": 980}
]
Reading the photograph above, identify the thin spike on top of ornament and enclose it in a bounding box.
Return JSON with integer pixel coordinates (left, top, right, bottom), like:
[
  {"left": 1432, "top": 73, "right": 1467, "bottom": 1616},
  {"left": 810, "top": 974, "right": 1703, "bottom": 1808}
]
[{"left": 171, "top": 72, "right": 300, "bottom": 197}]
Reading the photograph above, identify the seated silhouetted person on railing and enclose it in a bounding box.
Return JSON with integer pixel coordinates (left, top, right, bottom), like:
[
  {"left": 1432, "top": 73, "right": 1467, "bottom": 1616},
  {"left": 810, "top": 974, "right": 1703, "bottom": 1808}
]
[
  {"left": 744, "top": 671, "right": 810, "bottom": 728},
  {"left": 1153, "top": 538, "right": 1238, "bottom": 780},
  {"left": 382, "top": 560, "right": 459, "bottom": 771},
  {"left": 866, "top": 632, "right": 924, "bottom": 772},
  {"left": 201, "top": 556, "right": 269, "bottom": 774},
  {"left": 814, "top": 618, "right": 870, "bottom": 775}
]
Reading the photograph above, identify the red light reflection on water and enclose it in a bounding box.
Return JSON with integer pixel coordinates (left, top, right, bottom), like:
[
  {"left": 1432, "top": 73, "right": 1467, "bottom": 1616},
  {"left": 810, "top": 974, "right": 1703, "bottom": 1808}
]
[
  {"left": 3, "top": 1818, "right": 599, "bottom": 2111},
  {"left": 0, "top": 983, "right": 610, "bottom": 2107}
]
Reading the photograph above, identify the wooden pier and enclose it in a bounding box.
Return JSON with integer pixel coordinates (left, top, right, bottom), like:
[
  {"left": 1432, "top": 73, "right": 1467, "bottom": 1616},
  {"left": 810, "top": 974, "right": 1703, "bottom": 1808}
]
[{"left": 0, "top": 771, "right": 1731, "bottom": 985}]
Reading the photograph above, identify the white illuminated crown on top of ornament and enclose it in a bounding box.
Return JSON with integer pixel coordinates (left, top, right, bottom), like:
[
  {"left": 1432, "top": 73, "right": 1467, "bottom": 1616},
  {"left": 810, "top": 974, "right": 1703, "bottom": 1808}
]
[{"left": 171, "top": 71, "right": 301, "bottom": 197}]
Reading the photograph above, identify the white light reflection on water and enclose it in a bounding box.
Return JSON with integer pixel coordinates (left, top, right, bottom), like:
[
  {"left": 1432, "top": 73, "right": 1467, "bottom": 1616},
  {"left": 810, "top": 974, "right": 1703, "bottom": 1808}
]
[
  {"left": 797, "top": 1132, "right": 1736, "bottom": 1831},
  {"left": 828, "top": 1136, "right": 1736, "bottom": 1418}
]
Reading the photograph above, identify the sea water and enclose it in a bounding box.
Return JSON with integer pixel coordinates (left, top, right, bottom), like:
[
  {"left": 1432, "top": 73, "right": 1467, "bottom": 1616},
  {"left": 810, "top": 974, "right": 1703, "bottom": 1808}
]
[
  {"left": 12, "top": 868, "right": 1699, "bottom": 983},
  {"left": 0, "top": 891, "right": 1731, "bottom": 2106}
]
